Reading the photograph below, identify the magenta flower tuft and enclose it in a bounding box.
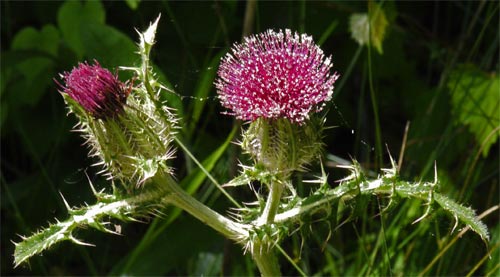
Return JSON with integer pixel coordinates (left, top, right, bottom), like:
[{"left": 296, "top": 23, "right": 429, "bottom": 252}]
[
  {"left": 215, "top": 29, "right": 339, "bottom": 123},
  {"left": 57, "top": 61, "right": 129, "bottom": 119}
]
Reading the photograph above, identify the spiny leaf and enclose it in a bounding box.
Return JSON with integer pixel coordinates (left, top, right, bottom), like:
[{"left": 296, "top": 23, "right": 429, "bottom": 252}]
[
  {"left": 13, "top": 189, "right": 165, "bottom": 267},
  {"left": 434, "top": 193, "right": 489, "bottom": 241},
  {"left": 273, "top": 162, "right": 489, "bottom": 243},
  {"left": 14, "top": 223, "right": 70, "bottom": 267},
  {"left": 223, "top": 164, "right": 276, "bottom": 188}
]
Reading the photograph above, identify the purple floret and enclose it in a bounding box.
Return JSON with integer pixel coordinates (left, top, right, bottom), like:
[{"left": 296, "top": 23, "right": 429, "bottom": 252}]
[{"left": 58, "top": 61, "right": 129, "bottom": 119}]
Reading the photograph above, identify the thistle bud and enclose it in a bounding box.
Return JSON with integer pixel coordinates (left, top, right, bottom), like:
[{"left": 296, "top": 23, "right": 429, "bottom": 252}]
[
  {"left": 58, "top": 61, "right": 129, "bottom": 120},
  {"left": 57, "top": 61, "right": 177, "bottom": 188}
]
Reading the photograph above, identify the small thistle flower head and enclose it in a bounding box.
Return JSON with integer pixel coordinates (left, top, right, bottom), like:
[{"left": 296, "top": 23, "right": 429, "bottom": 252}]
[
  {"left": 216, "top": 29, "right": 339, "bottom": 124},
  {"left": 57, "top": 61, "right": 129, "bottom": 120},
  {"left": 57, "top": 59, "right": 177, "bottom": 188}
]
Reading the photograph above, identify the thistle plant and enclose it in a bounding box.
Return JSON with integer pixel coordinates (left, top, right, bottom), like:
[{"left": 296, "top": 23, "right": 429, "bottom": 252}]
[{"left": 13, "top": 16, "right": 490, "bottom": 276}]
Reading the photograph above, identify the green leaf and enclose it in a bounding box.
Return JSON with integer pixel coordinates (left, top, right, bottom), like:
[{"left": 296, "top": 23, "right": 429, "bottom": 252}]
[
  {"left": 368, "top": 1, "right": 388, "bottom": 54},
  {"left": 10, "top": 25, "right": 59, "bottom": 106},
  {"left": 57, "top": 0, "right": 105, "bottom": 58},
  {"left": 80, "top": 23, "right": 137, "bottom": 67},
  {"left": 11, "top": 25, "right": 59, "bottom": 55},
  {"left": 125, "top": 0, "right": 140, "bottom": 10},
  {"left": 448, "top": 65, "right": 500, "bottom": 157}
]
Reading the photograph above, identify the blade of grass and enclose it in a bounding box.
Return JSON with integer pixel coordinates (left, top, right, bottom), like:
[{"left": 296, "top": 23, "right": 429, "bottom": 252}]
[
  {"left": 461, "top": 126, "right": 500, "bottom": 199},
  {"left": 332, "top": 45, "right": 363, "bottom": 100},
  {"left": 174, "top": 127, "right": 241, "bottom": 208},
  {"left": 276, "top": 244, "right": 307, "bottom": 277},
  {"left": 465, "top": 242, "right": 500, "bottom": 277},
  {"left": 299, "top": 0, "right": 306, "bottom": 33},
  {"left": 242, "top": 0, "right": 257, "bottom": 38},
  {"left": 186, "top": 53, "right": 223, "bottom": 138},
  {"left": 318, "top": 20, "right": 338, "bottom": 46},
  {"left": 378, "top": 198, "right": 393, "bottom": 276},
  {"left": 353, "top": 222, "right": 372, "bottom": 275},
  {"left": 367, "top": 45, "right": 383, "bottom": 169}
]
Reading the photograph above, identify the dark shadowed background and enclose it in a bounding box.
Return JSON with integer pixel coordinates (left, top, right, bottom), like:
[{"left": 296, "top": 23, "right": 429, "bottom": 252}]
[{"left": 1, "top": 1, "right": 498, "bottom": 275}]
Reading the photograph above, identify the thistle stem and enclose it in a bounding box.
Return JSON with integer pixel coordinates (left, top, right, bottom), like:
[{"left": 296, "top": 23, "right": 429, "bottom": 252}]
[
  {"left": 257, "top": 180, "right": 284, "bottom": 225},
  {"left": 154, "top": 172, "right": 248, "bottom": 240},
  {"left": 252, "top": 241, "right": 282, "bottom": 276},
  {"left": 157, "top": 171, "right": 284, "bottom": 276},
  {"left": 253, "top": 180, "right": 285, "bottom": 276}
]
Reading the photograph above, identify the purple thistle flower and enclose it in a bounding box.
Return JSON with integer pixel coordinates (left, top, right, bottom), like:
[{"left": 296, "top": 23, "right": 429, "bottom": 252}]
[
  {"left": 216, "top": 29, "right": 339, "bottom": 124},
  {"left": 57, "top": 61, "right": 129, "bottom": 119}
]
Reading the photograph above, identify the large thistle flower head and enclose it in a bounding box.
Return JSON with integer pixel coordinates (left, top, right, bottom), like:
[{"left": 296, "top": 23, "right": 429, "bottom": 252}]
[
  {"left": 216, "top": 29, "right": 339, "bottom": 174},
  {"left": 57, "top": 60, "right": 129, "bottom": 120},
  {"left": 215, "top": 29, "right": 339, "bottom": 124}
]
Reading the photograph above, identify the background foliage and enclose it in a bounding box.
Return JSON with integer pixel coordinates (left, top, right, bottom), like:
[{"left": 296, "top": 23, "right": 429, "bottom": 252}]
[{"left": 1, "top": 1, "right": 498, "bottom": 275}]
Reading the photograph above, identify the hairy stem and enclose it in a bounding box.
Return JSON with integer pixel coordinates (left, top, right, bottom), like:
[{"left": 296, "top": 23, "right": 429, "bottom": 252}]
[
  {"left": 154, "top": 172, "right": 248, "bottom": 240},
  {"left": 253, "top": 180, "right": 284, "bottom": 276},
  {"left": 157, "top": 170, "right": 285, "bottom": 277},
  {"left": 252, "top": 241, "right": 282, "bottom": 276},
  {"left": 257, "top": 180, "right": 284, "bottom": 225}
]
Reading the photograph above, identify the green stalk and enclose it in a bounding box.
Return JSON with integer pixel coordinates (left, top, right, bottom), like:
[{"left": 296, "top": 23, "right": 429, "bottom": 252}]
[
  {"left": 154, "top": 172, "right": 248, "bottom": 240},
  {"left": 242, "top": 0, "right": 257, "bottom": 38},
  {"left": 367, "top": 46, "right": 383, "bottom": 168},
  {"left": 156, "top": 170, "right": 284, "bottom": 276},
  {"left": 252, "top": 241, "right": 282, "bottom": 276},
  {"left": 257, "top": 180, "right": 284, "bottom": 225}
]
